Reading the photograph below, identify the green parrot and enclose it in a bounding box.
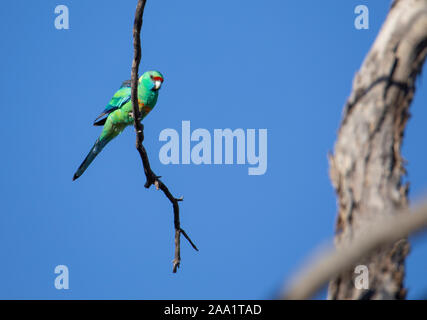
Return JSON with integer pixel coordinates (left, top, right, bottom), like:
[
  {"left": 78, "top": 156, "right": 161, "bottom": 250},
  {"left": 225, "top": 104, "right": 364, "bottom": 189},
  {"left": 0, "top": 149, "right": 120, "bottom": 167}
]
[{"left": 73, "top": 70, "right": 164, "bottom": 181}]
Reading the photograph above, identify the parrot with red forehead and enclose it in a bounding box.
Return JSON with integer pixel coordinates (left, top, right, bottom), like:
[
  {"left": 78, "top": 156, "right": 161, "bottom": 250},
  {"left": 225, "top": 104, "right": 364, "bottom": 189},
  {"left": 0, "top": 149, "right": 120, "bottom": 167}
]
[{"left": 72, "top": 70, "right": 164, "bottom": 181}]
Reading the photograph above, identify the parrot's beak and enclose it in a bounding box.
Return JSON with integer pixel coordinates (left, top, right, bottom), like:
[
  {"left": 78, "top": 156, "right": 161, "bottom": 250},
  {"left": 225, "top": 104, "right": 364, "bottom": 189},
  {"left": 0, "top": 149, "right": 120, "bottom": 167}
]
[{"left": 154, "top": 80, "right": 162, "bottom": 90}]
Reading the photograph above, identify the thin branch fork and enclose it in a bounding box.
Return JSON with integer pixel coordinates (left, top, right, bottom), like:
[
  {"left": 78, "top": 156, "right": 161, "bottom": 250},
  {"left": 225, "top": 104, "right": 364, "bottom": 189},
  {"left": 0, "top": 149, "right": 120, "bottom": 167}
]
[{"left": 130, "top": 0, "right": 198, "bottom": 273}]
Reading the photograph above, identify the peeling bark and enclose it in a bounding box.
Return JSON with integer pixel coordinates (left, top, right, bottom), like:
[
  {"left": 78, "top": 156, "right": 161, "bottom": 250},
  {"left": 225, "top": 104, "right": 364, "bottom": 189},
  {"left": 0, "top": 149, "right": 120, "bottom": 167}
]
[{"left": 328, "top": 0, "right": 427, "bottom": 299}]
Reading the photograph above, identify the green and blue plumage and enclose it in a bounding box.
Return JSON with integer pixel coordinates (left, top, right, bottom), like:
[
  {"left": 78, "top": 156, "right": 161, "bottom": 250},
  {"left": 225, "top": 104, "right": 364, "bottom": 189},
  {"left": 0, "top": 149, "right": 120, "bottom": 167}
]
[{"left": 73, "top": 70, "right": 164, "bottom": 181}]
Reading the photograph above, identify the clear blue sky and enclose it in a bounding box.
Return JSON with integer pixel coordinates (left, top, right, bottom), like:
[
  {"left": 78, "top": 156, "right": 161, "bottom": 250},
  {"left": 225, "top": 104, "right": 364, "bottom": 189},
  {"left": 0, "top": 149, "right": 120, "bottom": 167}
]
[{"left": 1, "top": 0, "right": 427, "bottom": 299}]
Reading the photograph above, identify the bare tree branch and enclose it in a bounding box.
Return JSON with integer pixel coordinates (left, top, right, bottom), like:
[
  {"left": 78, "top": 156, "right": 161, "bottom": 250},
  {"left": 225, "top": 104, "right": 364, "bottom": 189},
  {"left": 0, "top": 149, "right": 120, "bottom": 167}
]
[
  {"left": 282, "top": 200, "right": 427, "bottom": 300},
  {"left": 325, "top": 0, "right": 427, "bottom": 299},
  {"left": 131, "top": 0, "right": 198, "bottom": 273}
]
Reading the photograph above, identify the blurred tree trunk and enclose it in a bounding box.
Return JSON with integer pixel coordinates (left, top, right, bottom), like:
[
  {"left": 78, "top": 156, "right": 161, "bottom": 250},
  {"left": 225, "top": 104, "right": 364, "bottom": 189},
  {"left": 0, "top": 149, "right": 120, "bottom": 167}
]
[{"left": 328, "top": 0, "right": 427, "bottom": 299}]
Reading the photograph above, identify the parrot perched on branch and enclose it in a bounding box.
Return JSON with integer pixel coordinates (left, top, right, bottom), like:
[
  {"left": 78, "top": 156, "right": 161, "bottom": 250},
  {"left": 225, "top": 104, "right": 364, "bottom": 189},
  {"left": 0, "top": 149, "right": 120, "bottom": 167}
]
[{"left": 72, "top": 70, "right": 164, "bottom": 181}]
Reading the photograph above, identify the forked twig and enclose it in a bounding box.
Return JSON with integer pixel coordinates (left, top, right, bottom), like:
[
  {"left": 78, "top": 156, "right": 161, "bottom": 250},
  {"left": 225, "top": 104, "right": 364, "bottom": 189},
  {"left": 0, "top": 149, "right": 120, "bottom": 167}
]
[{"left": 130, "top": 0, "right": 198, "bottom": 273}]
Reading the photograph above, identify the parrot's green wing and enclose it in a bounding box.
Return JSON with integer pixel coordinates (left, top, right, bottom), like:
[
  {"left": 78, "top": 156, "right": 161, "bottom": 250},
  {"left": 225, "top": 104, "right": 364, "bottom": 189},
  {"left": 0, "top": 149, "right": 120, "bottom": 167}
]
[{"left": 93, "top": 81, "right": 131, "bottom": 126}]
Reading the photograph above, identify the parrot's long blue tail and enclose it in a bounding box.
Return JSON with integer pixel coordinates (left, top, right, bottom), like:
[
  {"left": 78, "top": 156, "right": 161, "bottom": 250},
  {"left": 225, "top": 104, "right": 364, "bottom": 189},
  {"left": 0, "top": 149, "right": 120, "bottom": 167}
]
[{"left": 72, "top": 138, "right": 109, "bottom": 181}]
